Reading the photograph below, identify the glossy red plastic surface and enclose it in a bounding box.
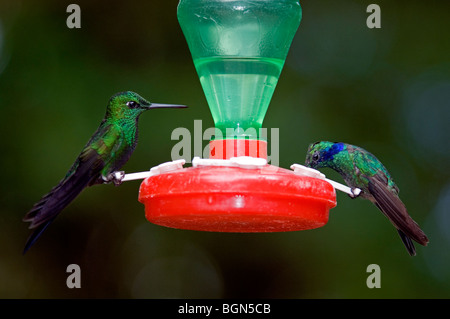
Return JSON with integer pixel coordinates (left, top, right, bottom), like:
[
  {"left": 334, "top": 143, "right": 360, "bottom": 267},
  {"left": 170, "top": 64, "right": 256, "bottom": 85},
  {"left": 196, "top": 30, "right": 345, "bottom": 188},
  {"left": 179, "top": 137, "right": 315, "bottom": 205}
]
[
  {"left": 138, "top": 165, "right": 336, "bottom": 232},
  {"left": 209, "top": 139, "right": 267, "bottom": 159}
]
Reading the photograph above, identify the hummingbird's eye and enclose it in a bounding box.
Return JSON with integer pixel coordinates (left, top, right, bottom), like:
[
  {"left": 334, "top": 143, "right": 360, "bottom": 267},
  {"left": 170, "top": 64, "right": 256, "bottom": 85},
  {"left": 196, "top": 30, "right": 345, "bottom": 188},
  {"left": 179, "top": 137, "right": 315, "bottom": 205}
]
[
  {"left": 127, "top": 101, "right": 139, "bottom": 108},
  {"left": 312, "top": 152, "right": 320, "bottom": 162}
]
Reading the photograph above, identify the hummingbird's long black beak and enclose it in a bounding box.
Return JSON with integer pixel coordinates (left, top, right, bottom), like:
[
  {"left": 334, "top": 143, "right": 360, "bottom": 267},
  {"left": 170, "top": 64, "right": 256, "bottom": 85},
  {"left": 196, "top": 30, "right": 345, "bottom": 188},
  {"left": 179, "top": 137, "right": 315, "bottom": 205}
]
[{"left": 147, "top": 103, "right": 187, "bottom": 109}]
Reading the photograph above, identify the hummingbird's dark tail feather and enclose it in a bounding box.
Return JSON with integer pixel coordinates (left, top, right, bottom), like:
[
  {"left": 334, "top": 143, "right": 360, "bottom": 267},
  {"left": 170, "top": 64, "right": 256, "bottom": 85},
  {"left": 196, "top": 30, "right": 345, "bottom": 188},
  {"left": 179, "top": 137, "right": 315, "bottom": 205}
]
[
  {"left": 397, "top": 229, "right": 416, "bottom": 257},
  {"left": 368, "top": 176, "right": 429, "bottom": 256},
  {"left": 23, "top": 149, "right": 105, "bottom": 253},
  {"left": 22, "top": 177, "right": 89, "bottom": 253},
  {"left": 23, "top": 182, "right": 65, "bottom": 225},
  {"left": 23, "top": 218, "right": 55, "bottom": 254},
  {"left": 369, "top": 178, "right": 429, "bottom": 246},
  {"left": 23, "top": 176, "right": 87, "bottom": 228}
]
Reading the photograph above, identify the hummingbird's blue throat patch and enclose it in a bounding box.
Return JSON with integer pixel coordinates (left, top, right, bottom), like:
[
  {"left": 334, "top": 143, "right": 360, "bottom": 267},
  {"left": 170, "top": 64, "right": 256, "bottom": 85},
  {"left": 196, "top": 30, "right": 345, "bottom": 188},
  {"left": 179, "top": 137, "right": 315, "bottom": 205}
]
[{"left": 322, "top": 142, "right": 344, "bottom": 161}]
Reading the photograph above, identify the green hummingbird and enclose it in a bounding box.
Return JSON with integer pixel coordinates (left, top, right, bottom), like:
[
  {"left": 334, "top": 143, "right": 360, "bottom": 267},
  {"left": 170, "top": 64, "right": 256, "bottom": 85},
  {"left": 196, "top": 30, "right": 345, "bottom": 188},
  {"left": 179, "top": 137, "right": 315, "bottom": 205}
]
[
  {"left": 22, "top": 91, "right": 186, "bottom": 253},
  {"left": 305, "top": 141, "right": 429, "bottom": 256}
]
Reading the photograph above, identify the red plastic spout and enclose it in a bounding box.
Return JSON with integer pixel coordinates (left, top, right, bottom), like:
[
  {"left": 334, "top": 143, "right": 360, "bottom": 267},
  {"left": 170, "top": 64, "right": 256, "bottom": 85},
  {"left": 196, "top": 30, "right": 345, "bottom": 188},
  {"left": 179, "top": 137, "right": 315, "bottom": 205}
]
[{"left": 209, "top": 139, "right": 267, "bottom": 159}]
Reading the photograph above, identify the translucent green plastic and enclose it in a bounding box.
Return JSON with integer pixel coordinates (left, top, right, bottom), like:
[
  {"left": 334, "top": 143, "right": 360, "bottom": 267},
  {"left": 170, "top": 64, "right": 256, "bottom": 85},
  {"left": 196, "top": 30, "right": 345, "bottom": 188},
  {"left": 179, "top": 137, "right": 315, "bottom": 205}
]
[{"left": 178, "top": 0, "right": 302, "bottom": 139}]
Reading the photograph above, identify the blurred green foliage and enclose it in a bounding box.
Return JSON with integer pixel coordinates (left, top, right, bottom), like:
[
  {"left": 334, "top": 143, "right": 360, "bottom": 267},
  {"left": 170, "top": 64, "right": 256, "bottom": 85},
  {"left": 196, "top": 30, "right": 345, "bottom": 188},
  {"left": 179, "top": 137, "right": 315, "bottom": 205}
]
[{"left": 0, "top": 0, "right": 449, "bottom": 298}]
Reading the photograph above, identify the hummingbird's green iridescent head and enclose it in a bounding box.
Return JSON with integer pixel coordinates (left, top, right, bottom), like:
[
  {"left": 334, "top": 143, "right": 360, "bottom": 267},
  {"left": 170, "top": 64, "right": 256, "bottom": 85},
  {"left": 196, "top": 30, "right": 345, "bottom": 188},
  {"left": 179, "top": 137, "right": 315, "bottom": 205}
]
[
  {"left": 305, "top": 141, "right": 345, "bottom": 169},
  {"left": 106, "top": 91, "right": 186, "bottom": 120}
]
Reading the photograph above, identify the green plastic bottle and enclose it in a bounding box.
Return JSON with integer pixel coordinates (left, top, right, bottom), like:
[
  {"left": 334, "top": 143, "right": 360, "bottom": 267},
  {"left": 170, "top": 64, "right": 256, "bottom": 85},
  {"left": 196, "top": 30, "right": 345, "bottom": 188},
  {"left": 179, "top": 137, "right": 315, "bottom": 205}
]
[{"left": 178, "top": 0, "right": 302, "bottom": 139}]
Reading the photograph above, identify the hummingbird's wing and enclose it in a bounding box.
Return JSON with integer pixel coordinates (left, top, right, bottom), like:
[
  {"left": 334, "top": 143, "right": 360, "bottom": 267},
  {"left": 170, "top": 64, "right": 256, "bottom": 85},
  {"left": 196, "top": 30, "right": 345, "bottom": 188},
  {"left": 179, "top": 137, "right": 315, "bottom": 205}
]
[
  {"left": 366, "top": 174, "right": 429, "bottom": 255},
  {"left": 22, "top": 124, "right": 124, "bottom": 253}
]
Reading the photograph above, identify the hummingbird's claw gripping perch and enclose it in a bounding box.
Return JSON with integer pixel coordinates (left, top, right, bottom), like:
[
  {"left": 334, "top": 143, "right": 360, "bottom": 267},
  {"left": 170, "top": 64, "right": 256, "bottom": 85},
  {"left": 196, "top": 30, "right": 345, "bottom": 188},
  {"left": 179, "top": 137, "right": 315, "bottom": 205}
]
[
  {"left": 112, "top": 171, "right": 125, "bottom": 186},
  {"left": 102, "top": 171, "right": 125, "bottom": 186},
  {"left": 349, "top": 187, "right": 362, "bottom": 199}
]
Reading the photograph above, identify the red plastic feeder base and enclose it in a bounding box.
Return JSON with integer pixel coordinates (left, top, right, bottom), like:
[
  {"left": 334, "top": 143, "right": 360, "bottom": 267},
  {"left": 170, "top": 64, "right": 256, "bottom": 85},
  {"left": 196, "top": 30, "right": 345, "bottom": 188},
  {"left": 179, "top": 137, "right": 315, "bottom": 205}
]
[{"left": 138, "top": 165, "right": 336, "bottom": 233}]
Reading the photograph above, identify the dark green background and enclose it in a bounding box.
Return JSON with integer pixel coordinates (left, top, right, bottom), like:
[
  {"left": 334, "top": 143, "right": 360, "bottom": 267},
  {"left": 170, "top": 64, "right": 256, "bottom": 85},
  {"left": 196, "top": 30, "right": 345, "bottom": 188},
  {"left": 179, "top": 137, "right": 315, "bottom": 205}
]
[{"left": 0, "top": 0, "right": 449, "bottom": 298}]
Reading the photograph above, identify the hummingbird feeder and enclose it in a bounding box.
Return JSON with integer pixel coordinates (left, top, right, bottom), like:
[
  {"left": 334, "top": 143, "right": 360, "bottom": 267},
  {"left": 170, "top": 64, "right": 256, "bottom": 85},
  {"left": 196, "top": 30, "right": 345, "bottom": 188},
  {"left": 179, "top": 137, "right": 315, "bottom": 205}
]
[{"left": 135, "top": 0, "right": 345, "bottom": 233}]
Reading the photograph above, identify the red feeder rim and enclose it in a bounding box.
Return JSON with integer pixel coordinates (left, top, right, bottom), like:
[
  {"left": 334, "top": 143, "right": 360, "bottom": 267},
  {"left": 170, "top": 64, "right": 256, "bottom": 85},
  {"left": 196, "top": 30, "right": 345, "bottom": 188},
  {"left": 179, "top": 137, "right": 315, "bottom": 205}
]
[{"left": 138, "top": 164, "right": 336, "bottom": 233}]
